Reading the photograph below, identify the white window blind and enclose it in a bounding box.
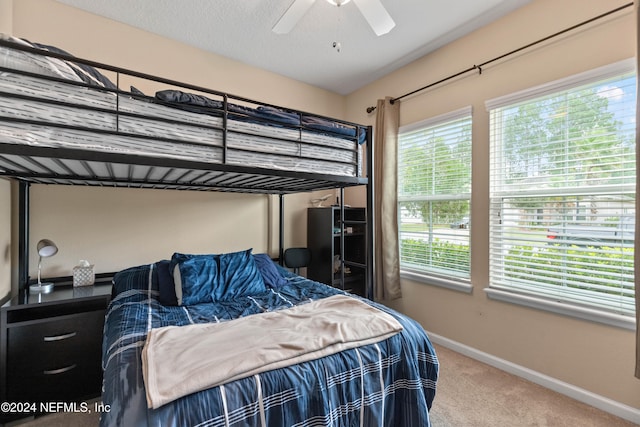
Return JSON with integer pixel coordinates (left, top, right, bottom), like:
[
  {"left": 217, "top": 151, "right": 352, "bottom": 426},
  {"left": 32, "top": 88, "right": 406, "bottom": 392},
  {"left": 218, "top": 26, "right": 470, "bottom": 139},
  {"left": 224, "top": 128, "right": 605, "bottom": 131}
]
[
  {"left": 398, "top": 107, "right": 472, "bottom": 279},
  {"left": 488, "top": 60, "right": 636, "bottom": 316}
]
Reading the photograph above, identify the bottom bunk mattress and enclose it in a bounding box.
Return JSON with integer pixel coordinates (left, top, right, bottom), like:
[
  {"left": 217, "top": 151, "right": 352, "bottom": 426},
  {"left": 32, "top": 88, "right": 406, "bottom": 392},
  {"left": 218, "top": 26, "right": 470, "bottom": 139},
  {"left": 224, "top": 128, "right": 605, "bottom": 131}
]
[{"left": 101, "top": 259, "right": 438, "bottom": 427}]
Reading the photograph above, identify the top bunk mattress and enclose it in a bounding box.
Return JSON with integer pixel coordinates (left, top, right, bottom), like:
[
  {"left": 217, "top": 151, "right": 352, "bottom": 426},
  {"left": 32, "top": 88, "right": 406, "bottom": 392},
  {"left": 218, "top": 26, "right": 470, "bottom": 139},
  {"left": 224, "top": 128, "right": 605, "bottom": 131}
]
[{"left": 0, "top": 35, "right": 369, "bottom": 190}]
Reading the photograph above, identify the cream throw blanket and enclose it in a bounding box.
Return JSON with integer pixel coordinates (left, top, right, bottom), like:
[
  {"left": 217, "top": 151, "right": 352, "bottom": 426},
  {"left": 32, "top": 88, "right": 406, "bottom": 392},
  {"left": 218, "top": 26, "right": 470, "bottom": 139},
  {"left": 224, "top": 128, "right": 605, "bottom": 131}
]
[{"left": 142, "top": 294, "right": 403, "bottom": 409}]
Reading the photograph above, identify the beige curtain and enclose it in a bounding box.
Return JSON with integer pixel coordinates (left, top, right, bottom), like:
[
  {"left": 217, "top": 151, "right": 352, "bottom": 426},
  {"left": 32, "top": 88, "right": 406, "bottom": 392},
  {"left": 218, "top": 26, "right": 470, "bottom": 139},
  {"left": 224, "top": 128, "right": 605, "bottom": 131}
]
[
  {"left": 373, "top": 97, "right": 402, "bottom": 301},
  {"left": 635, "top": 1, "right": 640, "bottom": 380}
]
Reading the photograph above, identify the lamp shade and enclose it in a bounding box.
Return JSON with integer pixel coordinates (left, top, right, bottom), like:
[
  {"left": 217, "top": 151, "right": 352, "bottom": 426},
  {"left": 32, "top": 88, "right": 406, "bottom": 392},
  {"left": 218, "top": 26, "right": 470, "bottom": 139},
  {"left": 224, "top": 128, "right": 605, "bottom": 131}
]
[{"left": 37, "top": 239, "right": 58, "bottom": 258}]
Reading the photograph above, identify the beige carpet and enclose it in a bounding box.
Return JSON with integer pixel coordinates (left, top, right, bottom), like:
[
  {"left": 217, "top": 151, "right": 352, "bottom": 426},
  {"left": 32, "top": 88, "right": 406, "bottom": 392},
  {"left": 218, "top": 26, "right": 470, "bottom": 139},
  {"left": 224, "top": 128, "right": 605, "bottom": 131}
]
[
  {"left": 429, "top": 343, "right": 638, "bottom": 427},
  {"left": 12, "top": 344, "right": 638, "bottom": 426}
]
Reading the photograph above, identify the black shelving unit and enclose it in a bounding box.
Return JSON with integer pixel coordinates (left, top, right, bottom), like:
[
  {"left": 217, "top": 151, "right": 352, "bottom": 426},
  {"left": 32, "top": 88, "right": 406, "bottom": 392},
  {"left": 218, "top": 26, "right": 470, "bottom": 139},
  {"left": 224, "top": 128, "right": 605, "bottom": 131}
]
[{"left": 307, "top": 206, "right": 368, "bottom": 297}]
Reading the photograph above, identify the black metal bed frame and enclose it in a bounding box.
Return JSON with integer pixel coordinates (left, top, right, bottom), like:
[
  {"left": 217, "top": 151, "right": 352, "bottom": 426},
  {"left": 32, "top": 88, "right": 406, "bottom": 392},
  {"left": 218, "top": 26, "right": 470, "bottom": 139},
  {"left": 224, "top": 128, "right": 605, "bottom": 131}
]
[{"left": 0, "top": 39, "right": 374, "bottom": 301}]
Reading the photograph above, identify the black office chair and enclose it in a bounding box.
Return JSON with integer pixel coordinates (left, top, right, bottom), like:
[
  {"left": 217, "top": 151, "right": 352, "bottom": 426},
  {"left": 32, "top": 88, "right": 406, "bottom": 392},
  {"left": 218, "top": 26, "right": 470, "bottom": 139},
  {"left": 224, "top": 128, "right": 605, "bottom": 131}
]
[{"left": 283, "top": 247, "right": 312, "bottom": 275}]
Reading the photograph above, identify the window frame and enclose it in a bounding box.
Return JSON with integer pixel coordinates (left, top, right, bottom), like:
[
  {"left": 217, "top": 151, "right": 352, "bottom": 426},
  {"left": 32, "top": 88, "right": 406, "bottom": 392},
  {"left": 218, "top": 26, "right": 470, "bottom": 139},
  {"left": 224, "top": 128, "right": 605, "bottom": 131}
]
[
  {"left": 397, "top": 106, "right": 473, "bottom": 292},
  {"left": 485, "top": 59, "right": 636, "bottom": 329}
]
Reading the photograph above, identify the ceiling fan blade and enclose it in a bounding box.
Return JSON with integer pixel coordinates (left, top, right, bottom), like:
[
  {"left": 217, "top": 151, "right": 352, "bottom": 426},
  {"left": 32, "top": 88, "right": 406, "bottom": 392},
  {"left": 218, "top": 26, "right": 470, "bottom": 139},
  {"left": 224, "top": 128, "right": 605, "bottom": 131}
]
[
  {"left": 352, "top": 0, "right": 395, "bottom": 36},
  {"left": 272, "top": 0, "right": 316, "bottom": 34}
]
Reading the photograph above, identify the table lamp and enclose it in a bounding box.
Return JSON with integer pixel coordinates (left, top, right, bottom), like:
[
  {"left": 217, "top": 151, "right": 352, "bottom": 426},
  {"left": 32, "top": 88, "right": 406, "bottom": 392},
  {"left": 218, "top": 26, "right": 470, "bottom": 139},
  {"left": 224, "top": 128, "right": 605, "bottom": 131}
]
[{"left": 29, "top": 239, "right": 58, "bottom": 294}]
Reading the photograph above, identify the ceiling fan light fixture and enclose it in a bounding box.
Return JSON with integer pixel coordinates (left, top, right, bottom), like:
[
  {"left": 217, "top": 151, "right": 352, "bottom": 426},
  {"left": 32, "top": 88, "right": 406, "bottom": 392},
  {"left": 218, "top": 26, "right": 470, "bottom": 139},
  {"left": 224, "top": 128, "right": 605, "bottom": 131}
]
[{"left": 274, "top": 0, "right": 393, "bottom": 36}]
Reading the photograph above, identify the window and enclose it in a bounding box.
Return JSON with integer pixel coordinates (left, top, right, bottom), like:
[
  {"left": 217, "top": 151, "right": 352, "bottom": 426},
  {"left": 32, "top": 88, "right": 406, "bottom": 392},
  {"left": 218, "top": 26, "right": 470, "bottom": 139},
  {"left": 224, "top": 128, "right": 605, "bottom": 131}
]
[
  {"left": 488, "top": 60, "right": 636, "bottom": 317},
  {"left": 398, "top": 107, "right": 472, "bottom": 282}
]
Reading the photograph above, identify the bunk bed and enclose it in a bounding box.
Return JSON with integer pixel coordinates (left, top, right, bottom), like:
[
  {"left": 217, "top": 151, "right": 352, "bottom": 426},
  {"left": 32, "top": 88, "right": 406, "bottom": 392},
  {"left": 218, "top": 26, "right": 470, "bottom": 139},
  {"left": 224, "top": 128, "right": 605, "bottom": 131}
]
[{"left": 0, "top": 36, "right": 438, "bottom": 426}]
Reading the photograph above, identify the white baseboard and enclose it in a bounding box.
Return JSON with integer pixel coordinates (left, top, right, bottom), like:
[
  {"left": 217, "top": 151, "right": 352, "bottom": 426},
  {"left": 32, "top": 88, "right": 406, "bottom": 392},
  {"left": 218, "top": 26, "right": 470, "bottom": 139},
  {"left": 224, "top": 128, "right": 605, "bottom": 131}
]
[{"left": 427, "top": 332, "right": 640, "bottom": 425}]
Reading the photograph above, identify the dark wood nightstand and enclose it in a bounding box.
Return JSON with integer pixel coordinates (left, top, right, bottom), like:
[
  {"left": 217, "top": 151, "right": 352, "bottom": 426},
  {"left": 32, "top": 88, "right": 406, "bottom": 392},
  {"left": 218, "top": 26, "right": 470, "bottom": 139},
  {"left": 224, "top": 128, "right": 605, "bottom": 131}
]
[{"left": 0, "top": 282, "right": 111, "bottom": 424}]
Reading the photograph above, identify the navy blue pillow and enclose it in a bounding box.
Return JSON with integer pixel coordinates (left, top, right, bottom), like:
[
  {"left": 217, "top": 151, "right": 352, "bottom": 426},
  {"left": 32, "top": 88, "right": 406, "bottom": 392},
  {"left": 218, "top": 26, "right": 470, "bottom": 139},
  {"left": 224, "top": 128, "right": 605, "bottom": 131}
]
[
  {"left": 174, "top": 255, "right": 220, "bottom": 306},
  {"left": 130, "top": 86, "right": 145, "bottom": 96},
  {"left": 156, "top": 260, "right": 178, "bottom": 306},
  {"left": 217, "top": 250, "right": 266, "bottom": 300},
  {"left": 112, "top": 263, "right": 158, "bottom": 298},
  {"left": 254, "top": 106, "right": 300, "bottom": 126},
  {"left": 253, "top": 253, "right": 287, "bottom": 288},
  {"left": 156, "top": 90, "right": 223, "bottom": 109},
  {"left": 171, "top": 249, "right": 267, "bottom": 305}
]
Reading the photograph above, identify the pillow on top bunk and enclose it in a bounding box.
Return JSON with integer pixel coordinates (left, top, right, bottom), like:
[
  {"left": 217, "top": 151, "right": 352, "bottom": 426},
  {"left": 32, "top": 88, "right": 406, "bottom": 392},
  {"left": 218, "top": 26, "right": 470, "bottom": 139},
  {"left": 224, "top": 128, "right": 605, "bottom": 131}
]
[
  {"left": 0, "top": 34, "right": 118, "bottom": 89},
  {"left": 156, "top": 89, "right": 223, "bottom": 109},
  {"left": 255, "top": 106, "right": 300, "bottom": 125},
  {"left": 155, "top": 89, "right": 305, "bottom": 128},
  {"left": 0, "top": 34, "right": 82, "bottom": 83},
  {"left": 26, "top": 40, "right": 118, "bottom": 90},
  {"left": 170, "top": 249, "right": 267, "bottom": 305}
]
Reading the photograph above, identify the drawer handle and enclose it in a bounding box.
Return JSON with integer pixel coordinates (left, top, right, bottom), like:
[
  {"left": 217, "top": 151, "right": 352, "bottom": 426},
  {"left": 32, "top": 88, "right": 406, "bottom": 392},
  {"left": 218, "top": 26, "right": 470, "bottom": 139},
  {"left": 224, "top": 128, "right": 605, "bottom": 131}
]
[
  {"left": 43, "top": 332, "right": 77, "bottom": 342},
  {"left": 43, "top": 364, "right": 77, "bottom": 375}
]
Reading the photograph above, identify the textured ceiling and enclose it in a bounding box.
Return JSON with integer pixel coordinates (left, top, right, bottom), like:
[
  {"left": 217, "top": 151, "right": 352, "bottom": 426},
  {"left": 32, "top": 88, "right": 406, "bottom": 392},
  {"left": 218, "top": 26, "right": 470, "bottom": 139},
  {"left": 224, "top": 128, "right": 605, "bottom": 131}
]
[{"left": 54, "top": 0, "right": 531, "bottom": 95}]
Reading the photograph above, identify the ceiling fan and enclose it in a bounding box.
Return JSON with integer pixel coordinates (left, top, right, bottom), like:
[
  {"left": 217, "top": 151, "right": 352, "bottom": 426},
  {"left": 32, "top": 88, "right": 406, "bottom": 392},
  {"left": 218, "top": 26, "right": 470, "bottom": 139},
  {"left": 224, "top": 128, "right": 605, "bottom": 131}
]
[{"left": 273, "top": 0, "right": 395, "bottom": 36}]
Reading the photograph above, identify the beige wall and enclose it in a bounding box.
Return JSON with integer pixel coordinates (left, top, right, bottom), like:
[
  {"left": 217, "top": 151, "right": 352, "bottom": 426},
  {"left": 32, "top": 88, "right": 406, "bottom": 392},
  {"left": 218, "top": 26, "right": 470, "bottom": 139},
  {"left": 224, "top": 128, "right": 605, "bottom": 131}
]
[
  {"left": 0, "top": 0, "right": 11, "bottom": 34},
  {"left": 346, "top": 0, "right": 639, "bottom": 410},
  {"left": 28, "top": 186, "right": 264, "bottom": 276},
  {"left": 24, "top": 187, "right": 315, "bottom": 278}
]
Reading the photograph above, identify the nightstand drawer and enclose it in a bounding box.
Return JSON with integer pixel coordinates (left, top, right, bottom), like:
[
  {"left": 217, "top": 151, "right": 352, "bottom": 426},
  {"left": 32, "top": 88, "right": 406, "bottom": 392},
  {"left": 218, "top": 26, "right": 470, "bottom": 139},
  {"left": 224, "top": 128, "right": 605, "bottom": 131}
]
[
  {"left": 7, "top": 358, "right": 102, "bottom": 402},
  {"left": 6, "top": 310, "right": 105, "bottom": 402}
]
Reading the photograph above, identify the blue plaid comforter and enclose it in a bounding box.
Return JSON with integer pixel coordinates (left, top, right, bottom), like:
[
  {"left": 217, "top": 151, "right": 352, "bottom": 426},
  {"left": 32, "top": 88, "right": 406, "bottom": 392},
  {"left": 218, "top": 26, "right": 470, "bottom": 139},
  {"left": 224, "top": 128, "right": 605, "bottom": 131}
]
[{"left": 100, "top": 265, "right": 438, "bottom": 427}]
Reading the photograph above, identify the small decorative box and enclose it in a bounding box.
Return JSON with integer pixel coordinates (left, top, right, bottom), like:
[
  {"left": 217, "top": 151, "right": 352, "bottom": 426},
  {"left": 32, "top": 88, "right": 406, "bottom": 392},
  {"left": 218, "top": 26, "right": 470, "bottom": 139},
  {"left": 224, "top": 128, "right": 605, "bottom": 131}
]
[{"left": 73, "top": 260, "right": 95, "bottom": 287}]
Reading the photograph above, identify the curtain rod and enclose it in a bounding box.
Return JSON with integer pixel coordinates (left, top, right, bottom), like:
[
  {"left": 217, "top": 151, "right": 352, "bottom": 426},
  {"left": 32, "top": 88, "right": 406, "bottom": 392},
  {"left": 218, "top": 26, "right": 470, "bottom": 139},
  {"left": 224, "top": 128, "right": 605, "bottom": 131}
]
[{"left": 366, "top": 2, "right": 633, "bottom": 114}]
